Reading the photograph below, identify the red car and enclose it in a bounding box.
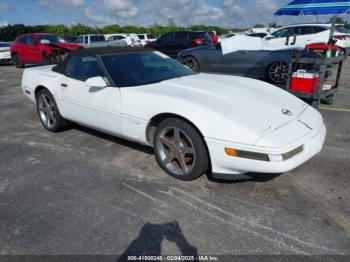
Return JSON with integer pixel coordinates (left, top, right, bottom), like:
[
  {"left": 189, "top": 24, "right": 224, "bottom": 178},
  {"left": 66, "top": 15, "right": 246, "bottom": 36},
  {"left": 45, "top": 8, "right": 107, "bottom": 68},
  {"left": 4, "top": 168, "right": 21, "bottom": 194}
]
[{"left": 11, "top": 33, "right": 82, "bottom": 68}]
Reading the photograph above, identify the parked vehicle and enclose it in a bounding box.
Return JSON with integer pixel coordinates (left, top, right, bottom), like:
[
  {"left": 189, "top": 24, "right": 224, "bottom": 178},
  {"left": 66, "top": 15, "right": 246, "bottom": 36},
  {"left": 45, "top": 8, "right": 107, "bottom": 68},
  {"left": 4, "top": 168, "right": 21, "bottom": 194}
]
[
  {"left": 208, "top": 31, "right": 219, "bottom": 44},
  {"left": 264, "top": 24, "right": 350, "bottom": 53},
  {"left": 137, "top": 34, "right": 157, "bottom": 46},
  {"left": 178, "top": 44, "right": 292, "bottom": 84},
  {"left": 21, "top": 47, "right": 325, "bottom": 181},
  {"left": 105, "top": 34, "right": 142, "bottom": 47},
  {"left": 74, "top": 34, "right": 126, "bottom": 48},
  {"left": 0, "top": 42, "right": 11, "bottom": 63},
  {"left": 247, "top": 33, "right": 268, "bottom": 38},
  {"left": 218, "top": 33, "right": 235, "bottom": 43},
  {"left": 10, "top": 33, "right": 82, "bottom": 68},
  {"left": 64, "top": 36, "right": 77, "bottom": 43},
  {"left": 145, "top": 31, "right": 212, "bottom": 57}
]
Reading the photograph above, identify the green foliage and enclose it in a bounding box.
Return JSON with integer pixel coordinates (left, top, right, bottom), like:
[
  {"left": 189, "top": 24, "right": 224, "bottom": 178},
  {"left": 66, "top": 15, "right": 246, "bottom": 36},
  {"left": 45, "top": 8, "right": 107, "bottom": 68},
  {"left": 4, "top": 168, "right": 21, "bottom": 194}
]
[
  {"left": 0, "top": 23, "right": 233, "bottom": 41},
  {"left": 253, "top": 24, "right": 265, "bottom": 28}
]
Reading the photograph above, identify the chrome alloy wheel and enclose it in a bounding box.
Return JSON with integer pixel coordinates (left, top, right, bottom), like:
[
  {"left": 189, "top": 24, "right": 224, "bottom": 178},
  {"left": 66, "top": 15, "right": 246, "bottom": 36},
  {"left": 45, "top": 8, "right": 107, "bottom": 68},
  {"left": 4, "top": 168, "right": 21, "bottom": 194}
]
[
  {"left": 184, "top": 56, "right": 199, "bottom": 72},
  {"left": 38, "top": 94, "right": 56, "bottom": 129},
  {"left": 268, "top": 62, "right": 289, "bottom": 84},
  {"left": 156, "top": 126, "right": 196, "bottom": 176}
]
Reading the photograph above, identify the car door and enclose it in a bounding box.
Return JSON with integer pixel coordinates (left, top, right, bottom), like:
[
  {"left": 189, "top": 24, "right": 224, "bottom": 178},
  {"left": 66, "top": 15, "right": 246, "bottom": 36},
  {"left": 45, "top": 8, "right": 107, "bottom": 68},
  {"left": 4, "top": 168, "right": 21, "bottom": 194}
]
[
  {"left": 294, "top": 26, "right": 327, "bottom": 48},
  {"left": 58, "top": 54, "right": 122, "bottom": 134},
  {"left": 264, "top": 27, "right": 295, "bottom": 49},
  {"left": 15, "top": 36, "right": 29, "bottom": 61},
  {"left": 154, "top": 32, "right": 174, "bottom": 56},
  {"left": 172, "top": 32, "right": 190, "bottom": 56},
  {"left": 26, "top": 35, "right": 41, "bottom": 62}
]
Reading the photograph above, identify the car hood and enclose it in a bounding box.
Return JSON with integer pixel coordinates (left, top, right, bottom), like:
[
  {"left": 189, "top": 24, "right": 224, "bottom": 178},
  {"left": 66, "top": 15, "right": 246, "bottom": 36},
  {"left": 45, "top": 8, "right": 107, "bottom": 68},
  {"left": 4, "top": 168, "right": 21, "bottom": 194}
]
[
  {"left": 158, "top": 73, "right": 307, "bottom": 136},
  {"left": 45, "top": 42, "right": 82, "bottom": 50}
]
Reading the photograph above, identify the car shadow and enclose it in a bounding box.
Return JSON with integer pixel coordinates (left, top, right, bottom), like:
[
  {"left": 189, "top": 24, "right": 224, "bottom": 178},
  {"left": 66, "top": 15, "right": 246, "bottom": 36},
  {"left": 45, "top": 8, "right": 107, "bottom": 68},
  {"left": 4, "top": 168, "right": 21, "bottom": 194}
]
[
  {"left": 73, "top": 124, "right": 282, "bottom": 183},
  {"left": 74, "top": 124, "right": 154, "bottom": 155},
  {"left": 206, "top": 172, "right": 282, "bottom": 184},
  {"left": 118, "top": 221, "right": 198, "bottom": 261}
]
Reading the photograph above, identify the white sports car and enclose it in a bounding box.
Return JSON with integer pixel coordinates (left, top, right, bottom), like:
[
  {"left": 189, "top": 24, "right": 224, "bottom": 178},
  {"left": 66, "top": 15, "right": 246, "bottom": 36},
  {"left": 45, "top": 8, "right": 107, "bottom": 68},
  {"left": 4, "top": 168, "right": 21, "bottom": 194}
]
[{"left": 21, "top": 47, "right": 326, "bottom": 181}]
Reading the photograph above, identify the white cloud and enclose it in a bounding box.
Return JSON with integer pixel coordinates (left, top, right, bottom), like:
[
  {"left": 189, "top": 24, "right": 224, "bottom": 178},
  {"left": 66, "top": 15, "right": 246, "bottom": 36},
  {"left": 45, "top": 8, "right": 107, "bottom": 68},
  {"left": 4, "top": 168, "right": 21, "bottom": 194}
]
[
  {"left": 84, "top": 6, "right": 110, "bottom": 24},
  {"left": 104, "top": 0, "right": 138, "bottom": 18},
  {"left": 37, "top": 0, "right": 85, "bottom": 11},
  {"left": 36, "top": 0, "right": 333, "bottom": 28}
]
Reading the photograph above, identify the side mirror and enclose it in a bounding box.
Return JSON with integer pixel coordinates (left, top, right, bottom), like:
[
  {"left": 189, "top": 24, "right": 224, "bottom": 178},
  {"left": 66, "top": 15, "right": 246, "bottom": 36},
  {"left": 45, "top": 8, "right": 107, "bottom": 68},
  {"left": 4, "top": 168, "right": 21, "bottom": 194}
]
[
  {"left": 85, "top": 76, "right": 107, "bottom": 89},
  {"left": 265, "top": 36, "right": 274, "bottom": 41}
]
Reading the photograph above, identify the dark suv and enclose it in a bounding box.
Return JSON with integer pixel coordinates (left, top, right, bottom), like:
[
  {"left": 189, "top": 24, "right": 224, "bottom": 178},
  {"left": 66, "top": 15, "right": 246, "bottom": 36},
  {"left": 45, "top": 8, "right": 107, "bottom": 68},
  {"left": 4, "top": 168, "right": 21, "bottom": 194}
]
[{"left": 146, "top": 31, "right": 211, "bottom": 57}]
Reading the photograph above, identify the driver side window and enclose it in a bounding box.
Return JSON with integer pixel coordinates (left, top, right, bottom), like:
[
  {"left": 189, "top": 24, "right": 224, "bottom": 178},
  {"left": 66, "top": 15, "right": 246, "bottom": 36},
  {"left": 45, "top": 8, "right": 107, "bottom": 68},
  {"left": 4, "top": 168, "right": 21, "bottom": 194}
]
[
  {"left": 66, "top": 54, "right": 105, "bottom": 82},
  {"left": 271, "top": 28, "right": 294, "bottom": 38}
]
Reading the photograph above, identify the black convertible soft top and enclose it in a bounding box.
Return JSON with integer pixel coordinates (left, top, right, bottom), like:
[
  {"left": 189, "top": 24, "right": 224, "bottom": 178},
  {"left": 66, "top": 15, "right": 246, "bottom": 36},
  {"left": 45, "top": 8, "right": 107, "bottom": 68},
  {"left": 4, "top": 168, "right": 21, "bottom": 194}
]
[{"left": 52, "top": 46, "right": 154, "bottom": 74}]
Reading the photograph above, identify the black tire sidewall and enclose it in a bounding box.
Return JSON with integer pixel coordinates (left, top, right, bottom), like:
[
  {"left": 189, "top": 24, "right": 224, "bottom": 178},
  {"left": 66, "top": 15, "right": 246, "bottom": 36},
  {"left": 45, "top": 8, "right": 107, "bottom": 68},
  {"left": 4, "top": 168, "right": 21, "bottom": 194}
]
[
  {"left": 36, "top": 89, "right": 67, "bottom": 132},
  {"left": 13, "top": 54, "right": 24, "bottom": 68},
  {"left": 185, "top": 56, "right": 199, "bottom": 72},
  {"left": 153, "top": 118, "right": 209, "bottom": 181}
]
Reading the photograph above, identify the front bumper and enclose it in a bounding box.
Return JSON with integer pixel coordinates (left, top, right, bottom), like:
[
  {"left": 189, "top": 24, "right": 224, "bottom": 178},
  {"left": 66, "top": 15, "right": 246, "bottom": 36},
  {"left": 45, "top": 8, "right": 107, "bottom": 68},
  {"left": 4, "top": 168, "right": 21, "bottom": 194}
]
[
  {"left": 0, "top": 51, "right": 11, "bottom": 62},
  {"left": 205, "top": 121, "right": 326, "bottom": 175}
]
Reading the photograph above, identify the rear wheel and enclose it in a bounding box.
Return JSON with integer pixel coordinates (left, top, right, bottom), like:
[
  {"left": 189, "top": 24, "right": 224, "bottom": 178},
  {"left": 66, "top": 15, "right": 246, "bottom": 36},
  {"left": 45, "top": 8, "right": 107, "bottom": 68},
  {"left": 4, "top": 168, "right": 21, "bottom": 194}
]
[
  {"left": 153, "top": 118, "right": 209, "bottom": 181},
  {"left": 321, "top": 93, "right": 336, "bottom": 105},
  {"left": 12, "top": 54, "right": 25, "bottom": 68},
  {"left": 267, "top": 61, "right": 289, "bottom": 84},
  {"left": 184, "top": 56, "right": 200, "bottom": 72},
  {"left": 36, "top": 89, "right": 70, "bottom": 132}
]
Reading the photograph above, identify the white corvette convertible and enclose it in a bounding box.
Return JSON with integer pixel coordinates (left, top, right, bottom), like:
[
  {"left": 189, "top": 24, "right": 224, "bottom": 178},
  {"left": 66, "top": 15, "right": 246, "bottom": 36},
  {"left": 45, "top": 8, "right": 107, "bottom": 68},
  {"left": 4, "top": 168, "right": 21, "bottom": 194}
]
[{"left": 21, "top": 47, "right": 326, "bottom": 180}]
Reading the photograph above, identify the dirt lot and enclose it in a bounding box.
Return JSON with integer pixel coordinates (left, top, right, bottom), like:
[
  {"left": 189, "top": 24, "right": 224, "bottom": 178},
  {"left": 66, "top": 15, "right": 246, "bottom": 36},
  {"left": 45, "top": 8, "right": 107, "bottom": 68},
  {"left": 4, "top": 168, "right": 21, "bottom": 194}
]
[{"left": 0, "top": 62, "right": 349, "bottom": 257}]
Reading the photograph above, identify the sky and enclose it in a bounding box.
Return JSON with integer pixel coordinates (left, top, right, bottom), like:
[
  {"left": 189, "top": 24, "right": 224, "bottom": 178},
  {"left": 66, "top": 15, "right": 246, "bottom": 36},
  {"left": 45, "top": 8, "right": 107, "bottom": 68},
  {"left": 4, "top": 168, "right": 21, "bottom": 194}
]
[{"left": 0, "top": 0, "right": 347, "bottom": 28}]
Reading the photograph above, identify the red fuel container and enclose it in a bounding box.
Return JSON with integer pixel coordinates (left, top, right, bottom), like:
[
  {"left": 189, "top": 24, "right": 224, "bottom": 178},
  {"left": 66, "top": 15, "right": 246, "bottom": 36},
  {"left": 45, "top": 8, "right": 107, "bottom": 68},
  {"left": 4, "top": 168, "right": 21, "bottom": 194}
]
[{"left": 291, "top": 70, "right": 320, "bottom": 94}]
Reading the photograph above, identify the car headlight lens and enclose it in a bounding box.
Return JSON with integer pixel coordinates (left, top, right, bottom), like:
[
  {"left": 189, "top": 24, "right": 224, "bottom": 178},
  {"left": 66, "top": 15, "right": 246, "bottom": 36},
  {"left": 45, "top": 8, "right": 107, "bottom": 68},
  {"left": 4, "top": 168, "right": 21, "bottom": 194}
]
[{"left": 225, "top": 147, "right": 269, "bottom": 162}]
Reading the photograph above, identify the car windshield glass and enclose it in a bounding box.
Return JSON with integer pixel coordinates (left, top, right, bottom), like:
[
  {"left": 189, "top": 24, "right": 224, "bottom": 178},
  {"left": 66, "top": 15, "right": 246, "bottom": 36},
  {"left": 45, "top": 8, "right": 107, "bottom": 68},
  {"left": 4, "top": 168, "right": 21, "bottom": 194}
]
[
  {"left": 38, "top": 35, "right": 66, "bottom": 43},
  {"left": 0, "top": 42, "right": 10, "bottom": 47},
  {"left": 102, "top": 52, "right": 195, "bottom": 87},
  {"left": 335, "top": 25, "right": 350, "bottom": 34},
  {"left": 147, "top": 34, "right": 155, "bottom": 39},
  {"left": 138, "top": 35, "right": 145, "bottom": 39},
  {"left": 90, "top": 35, "right": 105, "bottom": 42}
]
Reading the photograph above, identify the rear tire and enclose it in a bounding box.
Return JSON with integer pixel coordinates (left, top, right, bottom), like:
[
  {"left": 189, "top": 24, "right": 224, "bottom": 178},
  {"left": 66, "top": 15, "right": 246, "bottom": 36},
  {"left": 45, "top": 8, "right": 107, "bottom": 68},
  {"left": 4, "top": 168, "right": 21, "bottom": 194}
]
[
  {"left": 321, "top": 93, "right": 336, "bottom": 105},
  {"left": 36, "top": 89, "right": 70, "bottom": 132},
  {"left": 12, "top": 54, "right": 25, "bottom": 68},
  {"left": 184, "top": 56, "right": 200, "bottom": 72},
  {"left": 153, "top": 118, "right": 209, "bottom": 181}
]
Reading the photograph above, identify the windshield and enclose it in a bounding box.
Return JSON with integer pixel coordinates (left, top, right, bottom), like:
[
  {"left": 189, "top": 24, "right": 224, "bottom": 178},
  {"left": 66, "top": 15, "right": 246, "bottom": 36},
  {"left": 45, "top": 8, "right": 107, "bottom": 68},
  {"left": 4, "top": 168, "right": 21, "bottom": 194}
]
[
  {"left": 38, "top": 34, "right": 66, "bottom": 43},
  {"left": 102, "top": 52, "right": 195, "bottom": 87},
  {"left": 0, "top": 42, "right": 10, "bottom": 47},
  {"left": 335, "top": 25, "right": 350, "bottom": 34}
]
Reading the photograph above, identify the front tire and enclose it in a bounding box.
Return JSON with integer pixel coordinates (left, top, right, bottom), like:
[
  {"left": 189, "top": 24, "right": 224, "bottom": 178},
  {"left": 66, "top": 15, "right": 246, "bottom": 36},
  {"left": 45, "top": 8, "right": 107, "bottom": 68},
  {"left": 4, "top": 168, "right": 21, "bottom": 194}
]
[
  {"left": 153, "top": 118, "right": 209, "bottom": 181},
  {"left": 36, "top": 89, "right": 69, "bottom": 132}
]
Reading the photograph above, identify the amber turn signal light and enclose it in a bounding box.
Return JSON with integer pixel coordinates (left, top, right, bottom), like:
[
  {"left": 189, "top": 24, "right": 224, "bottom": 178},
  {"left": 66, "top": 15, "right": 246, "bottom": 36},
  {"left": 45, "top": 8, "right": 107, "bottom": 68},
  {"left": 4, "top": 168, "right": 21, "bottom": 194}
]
[{"left": 224, "top": 147, "right": 238, "bottom": 157}]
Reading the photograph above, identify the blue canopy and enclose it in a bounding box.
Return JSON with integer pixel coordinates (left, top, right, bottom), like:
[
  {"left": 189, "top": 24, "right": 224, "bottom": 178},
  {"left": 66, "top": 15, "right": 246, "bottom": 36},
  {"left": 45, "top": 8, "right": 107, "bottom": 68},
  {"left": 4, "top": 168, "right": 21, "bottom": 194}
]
[{"left": 275, "top": 0, "right": 350, "bottom": 16}]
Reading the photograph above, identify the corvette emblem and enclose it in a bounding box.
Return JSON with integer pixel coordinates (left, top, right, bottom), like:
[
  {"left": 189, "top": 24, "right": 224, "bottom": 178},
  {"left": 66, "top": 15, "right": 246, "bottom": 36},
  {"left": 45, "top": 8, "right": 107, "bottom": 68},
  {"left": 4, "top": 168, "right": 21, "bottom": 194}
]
[{"left": 281, "top": 109, "right": 292, "bottom": 116}]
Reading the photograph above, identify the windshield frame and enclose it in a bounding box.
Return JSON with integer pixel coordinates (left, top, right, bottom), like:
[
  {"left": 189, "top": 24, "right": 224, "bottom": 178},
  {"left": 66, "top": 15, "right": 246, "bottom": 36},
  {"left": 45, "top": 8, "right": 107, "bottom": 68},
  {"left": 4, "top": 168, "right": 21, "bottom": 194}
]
[{"left": 100, "top": 51, "right": 196, "bottom": 88}]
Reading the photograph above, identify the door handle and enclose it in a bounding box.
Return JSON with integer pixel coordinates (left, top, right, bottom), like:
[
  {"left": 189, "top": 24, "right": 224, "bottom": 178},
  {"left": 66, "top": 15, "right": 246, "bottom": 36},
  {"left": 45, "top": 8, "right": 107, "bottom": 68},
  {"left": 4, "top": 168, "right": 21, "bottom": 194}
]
[
  {"left": 291, "top": 35, "right": 297, "bottom": 45},
  {"left": 239, "top": 51, "right": 249, "bottom": 54},
  {"left": 61, "top": 83, "right": 67, "bottom": 88}
]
